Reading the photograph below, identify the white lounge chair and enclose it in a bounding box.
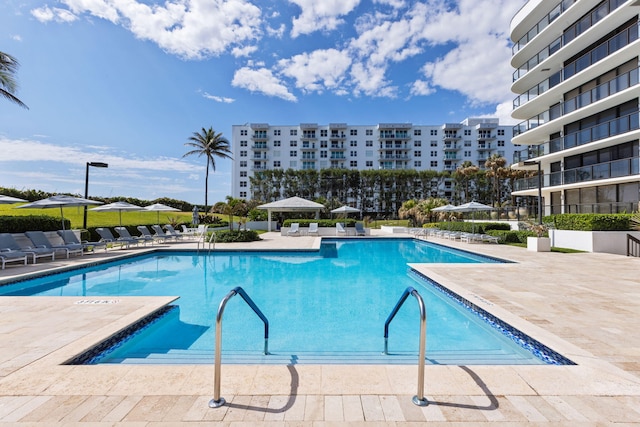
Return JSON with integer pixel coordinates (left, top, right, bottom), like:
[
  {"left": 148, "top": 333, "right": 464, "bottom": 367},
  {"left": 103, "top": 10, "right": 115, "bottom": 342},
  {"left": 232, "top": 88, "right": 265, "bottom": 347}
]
[
  {"left": 336, "top": 223, "right": 347, "bottom": 236},
  {"left": 0, "top": 233, "right": 56, "bottom": 263},
  {"left": 131, "top": 226, "right": 159, "bottom": 244},
  {"left": 57, "top": 230, "right": 107, "bottom": 253},
  {"left": 287, "top": 223, "right": 300, "bottom": 236},
  {"left": 164, "top": 225, "right": 184, "bottom": 240},
  {"left": 354, "top": 223, "right": 366, "bottom": 236},
  {"left": 0, "top": 249, "right": 29, "bottom": 269},
  {"left": 97, "top": 228, "right": 138, "bottom": 249},
  {"left": 151, "top": 225, "right": 176, "bottom": 242},
  {"left": 308, "top": 223, "right": 319, "bottom": 236}
]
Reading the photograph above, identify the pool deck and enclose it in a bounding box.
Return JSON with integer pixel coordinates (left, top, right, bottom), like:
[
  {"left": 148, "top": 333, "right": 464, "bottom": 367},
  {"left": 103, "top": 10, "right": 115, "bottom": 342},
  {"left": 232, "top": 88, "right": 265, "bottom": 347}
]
[{"left": 0, "top": 231, "right": 639, "bottom": 425}]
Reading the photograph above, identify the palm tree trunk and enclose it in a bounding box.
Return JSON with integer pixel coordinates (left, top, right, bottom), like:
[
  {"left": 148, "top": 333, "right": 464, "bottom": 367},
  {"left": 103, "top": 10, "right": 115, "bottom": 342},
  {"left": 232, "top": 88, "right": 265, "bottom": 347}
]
[{"left": 204, "top": 157, "right": 210, "bottom": 213}]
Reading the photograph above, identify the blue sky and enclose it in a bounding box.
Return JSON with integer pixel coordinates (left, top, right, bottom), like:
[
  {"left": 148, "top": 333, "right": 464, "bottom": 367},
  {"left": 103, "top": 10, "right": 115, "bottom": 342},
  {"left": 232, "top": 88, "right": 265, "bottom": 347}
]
[{"left": 0, "top": 0, "right": 525, "bottom": 204}]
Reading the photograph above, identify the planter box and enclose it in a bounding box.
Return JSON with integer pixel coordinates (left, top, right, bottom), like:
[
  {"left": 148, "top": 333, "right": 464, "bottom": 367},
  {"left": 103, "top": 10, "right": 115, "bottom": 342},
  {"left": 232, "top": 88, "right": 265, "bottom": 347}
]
[{"left": 527, "top": 236, "right": 550, "bottom": 252}]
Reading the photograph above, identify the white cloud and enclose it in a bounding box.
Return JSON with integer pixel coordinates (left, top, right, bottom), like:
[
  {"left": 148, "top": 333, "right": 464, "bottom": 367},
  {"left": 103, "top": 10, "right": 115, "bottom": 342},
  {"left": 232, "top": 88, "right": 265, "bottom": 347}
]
[
  {"left": 289, "top": 0, "right": 360, "bottom": 37},
  {"left": 202, "top": 92, "right": 235, "bottom": 103},
  {"left": 11, "top": 34, "right": 22, "bottom": 42},
  {"left": 373, "top": 0, "right": 405, "bottom": 8},
  {"left": 278, "top": 49, "right": 351, "bottom": 93},
  {"left": 231, "top": 67, "right": 297, "bottom": 101},
  {"left": 409, "top": 79, "right": 435, "bottom": 97},
  {"left": 31, "top": 5, "right": 78, "bottom": 23},
  {"left": 49, "top": 0, "right": 263, "bottom": 59}
]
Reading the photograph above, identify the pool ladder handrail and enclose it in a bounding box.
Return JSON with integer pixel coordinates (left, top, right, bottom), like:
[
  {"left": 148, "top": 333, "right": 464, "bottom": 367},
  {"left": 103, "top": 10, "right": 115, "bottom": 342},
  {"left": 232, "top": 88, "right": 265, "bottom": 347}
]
[
  {"left": 209, "top": 286, "right": 269, "bottom": 408},
  {"left": 384, "top": 286, "right": 428, "bottom": 406}
]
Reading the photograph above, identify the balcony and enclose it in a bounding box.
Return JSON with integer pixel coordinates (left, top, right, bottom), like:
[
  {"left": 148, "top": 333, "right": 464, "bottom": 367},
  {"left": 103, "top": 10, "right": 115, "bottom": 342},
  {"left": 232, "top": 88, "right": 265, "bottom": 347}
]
[
  {"left": 514, "top": 67, "right": 639, "bottom": 136},
  {"left": 512, "top": 0, "right": 577, "bottom": 55},
  {"left": 252, "top": 143, "right": 268, "bottom": 151},
  {"left": 252, "top": 132, "right": 268, "bottom": 141},
  {"left": 378, "top": 143, "right": 411, "bottom": 150},
  {"left": 379, "top": 154, "right": 410, "bottom": 160},
  {"left": 330, "top": 133, "right": 346, "bottom": 140},
  {"left": 443, "top": 143, "right": 460, "bottom": 151},
  {"left": 477, "top": 132, "right": 495, "bottom": 141},
  {"left": 513, "top": 112, "right": 640, "bottom": 162},
  {"left": 477, "top": 143, "right": 492, "bottom": 151},
  {"left": 514, "top": 156, "right": 640, "bottom": 191},
  {"left": 443, "top": 132, "right": 460, "bottom": 141},
  {"left": 330, "top": 143, "right": 346, "bottom": 151},
  {"left": 250, "top": 155, "right": 268, "bottom": 161},
  {"left": 379, "top": 132, "right": 410, "bottom": 140}
]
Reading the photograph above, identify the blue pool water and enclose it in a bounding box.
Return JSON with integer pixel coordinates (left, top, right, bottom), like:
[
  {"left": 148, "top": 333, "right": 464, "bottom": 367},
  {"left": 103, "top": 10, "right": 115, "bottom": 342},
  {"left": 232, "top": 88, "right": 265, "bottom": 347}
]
[{"left": 0, "top": 239, "right": 568, "bottom": 365}]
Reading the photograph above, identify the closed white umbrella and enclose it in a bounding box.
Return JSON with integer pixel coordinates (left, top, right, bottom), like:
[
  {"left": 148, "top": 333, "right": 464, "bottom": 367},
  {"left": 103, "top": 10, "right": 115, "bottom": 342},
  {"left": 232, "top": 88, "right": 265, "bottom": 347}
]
[
  {"left": 90, "top": 201, "right": 143, "bottom": 227},
  {"left": 15, "top": 195, "right": 103, "bottom": 230},
  {"left": 144, "top": 203, "right": 180, "bottom": 223}
]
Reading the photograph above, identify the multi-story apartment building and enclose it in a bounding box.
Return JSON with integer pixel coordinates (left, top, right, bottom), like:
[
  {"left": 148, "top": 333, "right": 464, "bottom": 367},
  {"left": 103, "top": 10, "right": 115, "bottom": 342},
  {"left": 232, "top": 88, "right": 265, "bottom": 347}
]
[
  {"left": 230, "top": 118, "right": 515, "bottom": 200},
  {"left": 510, "top": 0, "right": 640, "bottom": 215}
]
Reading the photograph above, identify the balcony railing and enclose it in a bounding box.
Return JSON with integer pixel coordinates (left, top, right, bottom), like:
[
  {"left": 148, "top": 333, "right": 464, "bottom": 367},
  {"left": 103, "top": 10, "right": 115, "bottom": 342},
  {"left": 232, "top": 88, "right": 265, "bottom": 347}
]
[
  {"left": 513, "top": 112, "right": 639, "bottom": 163},
  {"left": 513, "top": 21, "right": 639, "bottom": 108},
  {"left": 512, "top": 0, "right": 576, "bottom": 55},
  {"left": 514, "top": 67, "right": 639, "bottom": 136},
  {"left": 514, "top": 156, "right": 640, "bottom": 191},
  {"left": 379, "top": 154, "right": 410, "bottom": 160}
]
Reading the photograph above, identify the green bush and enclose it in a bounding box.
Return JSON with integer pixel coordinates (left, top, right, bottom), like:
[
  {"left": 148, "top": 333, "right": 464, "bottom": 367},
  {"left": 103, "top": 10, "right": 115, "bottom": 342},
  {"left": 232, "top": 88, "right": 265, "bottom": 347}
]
[
  {"left": 282, "top": 219, "right": 357, "bottom": 227},
  {"left": 547, "top": 213, "right": 631, "bottom": 231},
  {"left": 0, "top": 215, "right": 70, "bottom": 233},
  {"left": 486, "top": 229, "right": 535, "bottom": 243},
  {"left": 213, "top": 230, "right": 261, "bottom": 243},
  {"left": 432, "top": 222, "right": 510, "bottom": 234}
]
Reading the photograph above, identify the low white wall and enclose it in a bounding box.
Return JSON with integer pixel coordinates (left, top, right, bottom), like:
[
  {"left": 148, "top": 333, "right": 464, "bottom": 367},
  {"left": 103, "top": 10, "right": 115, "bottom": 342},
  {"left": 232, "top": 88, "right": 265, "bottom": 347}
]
[
  {"left": 549, "top": 229, "right": 640, "bottom": 255},
  {"left": 280, "top": 226, "right": 369, "bottom": 236}
]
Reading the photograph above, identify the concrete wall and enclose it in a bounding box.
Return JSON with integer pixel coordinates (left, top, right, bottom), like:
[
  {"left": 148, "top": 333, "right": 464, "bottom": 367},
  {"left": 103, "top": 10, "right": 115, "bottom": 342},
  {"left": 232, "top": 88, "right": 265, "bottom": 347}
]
[{"left": 549, "top": 229, "right": 640, "bottom": 255}]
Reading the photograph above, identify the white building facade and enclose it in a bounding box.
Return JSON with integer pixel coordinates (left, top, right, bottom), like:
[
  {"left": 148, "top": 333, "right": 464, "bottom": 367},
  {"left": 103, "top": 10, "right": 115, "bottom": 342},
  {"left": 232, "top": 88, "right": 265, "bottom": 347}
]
[
  {"left": 231, "top": 118, "right": 515, "bottom": 200},
  {"left": 510, "top": 0, "right": 640, "bottom": 214}
]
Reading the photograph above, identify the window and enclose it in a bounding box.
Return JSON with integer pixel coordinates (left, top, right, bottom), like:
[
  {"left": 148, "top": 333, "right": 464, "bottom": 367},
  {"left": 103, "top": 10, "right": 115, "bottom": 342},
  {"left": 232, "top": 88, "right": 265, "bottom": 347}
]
[
  {"left": 414, "top": 140, "right": 421, "bottom": 147},
  {"left": 274, "top": 130, "right": 281, "bottom": 136},
  {"left": 430, "top": 129, "right": 438, "bottom": 136},
  {"left": 464, "top": 140, "right": 472, "bottom": 146},
  {"left": 350, "top": 140, "right": 358, "bottom": 147},
  {"left": 240, "top": 161, "right": 247, "bottom": 167},
  {"left": 430, "top": 140, "right": 438, "bottom": 147},
  {"left": 366, "top": 129, "right": 373, "bottom": 136},
  {"left": 430, "top": 151, "right": 437, "bottom": 157},
  {"left": 273, "top": 161, "right": 281, "bottom": 167},
  {"left": 498, "top": 140, "right": 505, "bottom": 146},
  {"left": 414, "top": 151, "right": 421, "bottom": 157},
  {"left": 290, "top": 129, "right": 297, "bottom": 136},
  {"left": 240, "top": 191, "right": 247, "bottom": 198},
  {"left": 350, "top": 150, "right": 357, "bottom": 157},
  {"left": 464, "top": 151, "right": 471, "bottom": 157},
  {"left": 273, "top": 140, "right": 281, "bottom": 147},
  {"left": 414, "top": 161, "right": 422, "bottom": 167},
  {"left": 464, "top": 129, "right": 471, "bottom": 136},
  {"left": 240, "top": 129, "right": 247, "bottom": 136},
  {"left": 366, "top": 140, "right": 373, "bottom": 147},
  {"left": 239, "top": 181, "right": 247, "bottom": 187},
  {"left": 240, "top": 151, "right": 247, "bottom": 157},
  {"left": 289, "top": 140, "right": 298, "bottom": 147},
  {"left": 350, "top": 160, "right": 358, "bottom": 167},
  {"left": 430, "top": 161, "right": 438, "bottom": 167},
  {"left": 320, "top": 129, "right": 327, "bottom": 137},
  {"left": 498, "top": 129, "right": 505, "bottom": 136},
  {"left": 414, "top": 129, "right": 422, "bottom": 136},
  {"left": 240, "top": 171, "right": 247, "bottom": 177},
  {"left": 290, "top": 161, "right": 297, "bottom": 167},
  {"left": 320, "top": 140, "right": 327, "bottom": 148},
  {"left": 498, "top": 151, "right": 505, "bottom": 157},
  {"left": 366, "top": 160, "right": 373, "bottom": 167},
  {"left": 290, "top": 151, "right": 297, "bottom": 157},
  {"left": 320, "top": 151, "right": 327, "bottom": 158},
  {"left": 350, "top": 129, "right": 358, "bottom": 136},
  {"left": 240, "top": 140, "right": 247, "bottom": 147}
]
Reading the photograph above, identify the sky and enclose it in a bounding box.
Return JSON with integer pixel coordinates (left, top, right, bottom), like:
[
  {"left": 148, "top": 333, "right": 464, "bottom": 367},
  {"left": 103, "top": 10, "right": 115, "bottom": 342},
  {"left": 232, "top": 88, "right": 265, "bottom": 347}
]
[{"left": 0, "top": 0, "right": 526, "bottom": 205}]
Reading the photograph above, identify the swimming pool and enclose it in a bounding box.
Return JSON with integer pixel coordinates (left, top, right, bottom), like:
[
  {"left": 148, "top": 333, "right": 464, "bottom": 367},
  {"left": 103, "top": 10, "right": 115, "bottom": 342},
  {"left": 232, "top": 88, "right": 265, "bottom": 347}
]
[{"left": 0, "top": 239, "right": 571, "bottom": 365}]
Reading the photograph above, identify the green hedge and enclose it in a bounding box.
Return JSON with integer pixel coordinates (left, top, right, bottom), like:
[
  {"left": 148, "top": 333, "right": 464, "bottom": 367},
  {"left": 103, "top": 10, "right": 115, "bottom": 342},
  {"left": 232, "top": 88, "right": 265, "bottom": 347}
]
[
  {"left": 282, "top": 219, "right": 357, "bottom": 227},
  {"left": 212, "top": 230, "right": 261, "bottom": 243},
  {"left": 546, "top": 214, "right": 631, "bottom": 231},
  {"left": 0, "top": 215, "right": 70, "bottom": 233},
  {"left": 485, "top": 229, "right": 536, "bottom": 243}
]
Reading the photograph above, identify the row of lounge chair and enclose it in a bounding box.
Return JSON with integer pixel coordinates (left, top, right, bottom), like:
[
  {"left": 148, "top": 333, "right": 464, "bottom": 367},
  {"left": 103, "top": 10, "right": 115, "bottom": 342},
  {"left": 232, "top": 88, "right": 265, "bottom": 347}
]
[
  {"left": 286, "top": 223, "right": 366, "bottom": 236},
  {"left": 414, "top": 228, "right": 500, "bottom": 244},
  {"left": 94, "top": 225, "right": 189, "bottom": 249}
]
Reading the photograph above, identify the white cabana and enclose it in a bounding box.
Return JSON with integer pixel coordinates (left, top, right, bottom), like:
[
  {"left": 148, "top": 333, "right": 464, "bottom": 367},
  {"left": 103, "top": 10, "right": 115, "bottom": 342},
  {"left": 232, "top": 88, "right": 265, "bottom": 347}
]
[{"left": 257, "top": 196, "right": 325, "bottom": 231}]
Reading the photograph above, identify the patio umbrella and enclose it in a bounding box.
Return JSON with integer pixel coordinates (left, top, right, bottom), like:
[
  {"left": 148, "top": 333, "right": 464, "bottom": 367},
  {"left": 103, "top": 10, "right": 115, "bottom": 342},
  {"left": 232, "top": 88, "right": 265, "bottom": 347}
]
[
  {"left": 330, "top": 205, "right": 361, "bottom": 219},
  {"left": 144, "top": 203, "right": 180, "bottom": 223},
  {"left": 90, "top": 201, "right": 143, "bottom": 227},
  {"left": 453, "top": 201, "right": 494, "bottom": 234},
  {"left": 15, "top": 195, "right": 103, "bottom": 230},
  {"left": 0, "top": 195, "right": 27, "bottom": 204},
  {"left": 192, "top": 206, "right": 199, "bottom": 225},
  {"left": 431, "top": 204, "right": 457, "bottom": 212}
]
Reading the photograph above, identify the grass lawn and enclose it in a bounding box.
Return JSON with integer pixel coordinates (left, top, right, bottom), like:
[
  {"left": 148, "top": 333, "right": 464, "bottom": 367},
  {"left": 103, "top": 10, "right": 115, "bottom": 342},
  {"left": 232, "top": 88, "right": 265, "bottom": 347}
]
[{"left": 0, "top": 204, "right": 197, "bottom": 228}]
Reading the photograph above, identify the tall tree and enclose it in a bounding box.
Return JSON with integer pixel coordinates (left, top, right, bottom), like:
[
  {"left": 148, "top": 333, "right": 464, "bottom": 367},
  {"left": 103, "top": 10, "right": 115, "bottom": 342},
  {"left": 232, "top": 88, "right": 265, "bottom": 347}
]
[
  {"left": 0, "top": 51, "right": 28, "bottom": 109},
  {"left": 485, "top": 154, "right": 508, "bottom": 207},
  {"left": 183, "top": 127, "right": 232, "bottom": 213}
]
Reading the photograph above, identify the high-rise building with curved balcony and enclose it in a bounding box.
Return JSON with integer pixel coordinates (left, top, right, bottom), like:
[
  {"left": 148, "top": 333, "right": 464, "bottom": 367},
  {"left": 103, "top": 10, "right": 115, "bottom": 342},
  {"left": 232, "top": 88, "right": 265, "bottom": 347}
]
[{"left": 510, "top": 0, "right": 640, "bottom": 215}]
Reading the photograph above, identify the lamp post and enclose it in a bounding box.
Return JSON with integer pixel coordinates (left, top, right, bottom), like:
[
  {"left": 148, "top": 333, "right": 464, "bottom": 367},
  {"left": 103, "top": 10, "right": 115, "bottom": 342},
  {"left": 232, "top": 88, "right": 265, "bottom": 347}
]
[
  {"left": 524, "top": 160, "right": 543, "bottom": 224},
  {"left": 83, "top": 162, "right": 108, "bottom": 229}
]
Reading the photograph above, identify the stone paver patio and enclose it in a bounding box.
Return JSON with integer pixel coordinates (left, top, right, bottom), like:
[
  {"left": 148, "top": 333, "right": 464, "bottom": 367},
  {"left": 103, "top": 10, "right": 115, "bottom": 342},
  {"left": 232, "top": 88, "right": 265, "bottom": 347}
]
[{"left": 0, "top": 231, "right": 639, "bottom": 425}]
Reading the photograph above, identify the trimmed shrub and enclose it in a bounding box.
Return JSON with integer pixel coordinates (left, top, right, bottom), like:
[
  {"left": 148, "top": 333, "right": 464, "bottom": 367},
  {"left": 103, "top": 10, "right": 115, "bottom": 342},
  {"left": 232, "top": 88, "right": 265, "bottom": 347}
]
[
  {"left": 213, "top": 230, "right": 261, "bottom": 243},
  {"left": 433, "top": 222, "right": 510, "bottom": 234},
  {"left": 0, "top": 215, "right": 70, "bottom": 233},
  {"left": 486, "top": 229, "right": 535, "bottom": 243},
  {"left": 546, "top": 213, "right": 631, "bottom": 231}
]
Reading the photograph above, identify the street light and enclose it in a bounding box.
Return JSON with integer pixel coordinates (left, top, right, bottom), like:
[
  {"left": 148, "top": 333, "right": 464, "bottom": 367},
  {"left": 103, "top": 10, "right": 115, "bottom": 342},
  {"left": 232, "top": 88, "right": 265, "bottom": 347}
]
[
  {"left": 83, "top": 162, "right": 108, "bottom": 229},
  {"left": 523, "top": 160, "right": 542, "bottom": 225}
]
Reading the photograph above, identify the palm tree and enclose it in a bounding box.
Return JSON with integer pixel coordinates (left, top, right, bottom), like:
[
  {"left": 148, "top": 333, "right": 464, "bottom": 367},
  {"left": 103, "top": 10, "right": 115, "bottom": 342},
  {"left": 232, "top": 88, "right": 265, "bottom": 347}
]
[
  {"left": 213, "top": 196, "right": 248, "bottom": 230},
  {"left": 485, "top": 154, "right": 508, "bottom": 207},
  {"left": 183, "top": 127, "right": 232, "bottom": 213},
  {"left": 0, "top": 51, "right": 28, "bottom": 109}
]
